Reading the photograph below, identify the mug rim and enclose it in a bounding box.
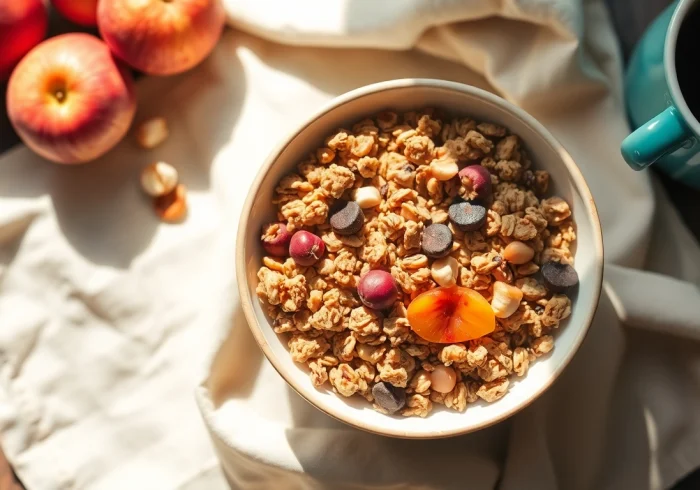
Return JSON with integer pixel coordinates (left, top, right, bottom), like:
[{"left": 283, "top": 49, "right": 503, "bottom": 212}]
[{"left": 666, "top": 0, "right": 700, "bottom": 135}]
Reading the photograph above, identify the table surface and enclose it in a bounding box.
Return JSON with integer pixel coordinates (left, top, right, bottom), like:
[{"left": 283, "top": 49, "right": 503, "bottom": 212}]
[{"left": 0, "top": 2, "right": 698, "bottom": 489}]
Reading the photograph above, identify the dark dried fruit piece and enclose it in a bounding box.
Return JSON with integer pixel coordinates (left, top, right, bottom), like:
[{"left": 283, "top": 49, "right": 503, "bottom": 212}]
[
  {"left": 458, "top": 165, "right": 492, "bottom": 201},
  {"left": 358, "top": 270, "right": 398, "bottom": 310},
  {"left": 372, "top": 382, "right": 406, "bottom": 414},
  {"left": 448, "top": 201, "right": 486, "bottom": 232},
  {"left": 421, "top": 223, "right": 453, "bottom": 258},
  {"left": 541, "top": 261, "right": 579, "bottom": 293},
  {"left": 289, "top": 231, "right": 325, "bottom": 266},
  {"left": 261, "top": 222, "right": 291, "bottom": 257},
  {"left": 330, "top": 200, "right": 364, "bottom": 235}
]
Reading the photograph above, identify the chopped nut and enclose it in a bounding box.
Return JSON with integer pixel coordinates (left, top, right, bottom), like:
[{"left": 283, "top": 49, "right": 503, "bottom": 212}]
[
  {"left": 154, "top": 184, "right": 187, "bottom": 223},
  {"left": 352, "top": 186, "right": 381, "bottom": 209},
  {"left": 136, "top": 117, "right": 169, "bottom": 149},
  {"left": 141, "top": 161, "right": 178, "bottom": 197},
  {"left": 430, "top": 157, "right": 459, "bottom": 181},
  {"left": 491, "top": 281, "right": 523, "bottom": 318},
  {"left": 503, "top": 241, "right": 535, "bottom": 265},
  {"left": 431, "top": 256, "right": 459, "bottom": 287}
]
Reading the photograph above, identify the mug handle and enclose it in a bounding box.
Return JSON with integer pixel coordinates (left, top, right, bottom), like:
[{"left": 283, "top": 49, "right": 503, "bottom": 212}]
[{"left": 621, "top": 106, "right": 693, "bottom": 170}]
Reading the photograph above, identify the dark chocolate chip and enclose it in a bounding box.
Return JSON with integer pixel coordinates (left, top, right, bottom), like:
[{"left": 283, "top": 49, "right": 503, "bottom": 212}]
[
  {"left": 421, "top": 223, "right": 453, "bottom": 258},
  {"left": 541, "top": 261, "right": 579, "bottom": 293},
  {"left": 372, "top": 382, "right": 406, "bottom": 414},
  {"left": 448, "top": 201, "right": 487, "bottom": 232},
  {"left": 330, "top": 200, "right": 364, "bottom": 235}
]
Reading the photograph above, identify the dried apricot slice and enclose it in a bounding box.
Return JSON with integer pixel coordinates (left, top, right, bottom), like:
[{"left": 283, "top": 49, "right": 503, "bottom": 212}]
[{"left": 407, "top": 286, "right": 495, "bottom": 343}]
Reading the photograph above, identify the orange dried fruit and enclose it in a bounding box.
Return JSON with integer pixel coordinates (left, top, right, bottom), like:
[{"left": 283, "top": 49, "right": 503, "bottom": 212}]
[
  {"left": 407, "top": 286, "right": 495, "bottom": 343},
  {"left": 154, "top": 183, "right": 187, "bottom": 223}
]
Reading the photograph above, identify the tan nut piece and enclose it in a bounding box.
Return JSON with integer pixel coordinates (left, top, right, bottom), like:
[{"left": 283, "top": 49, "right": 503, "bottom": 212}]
[
  {"left": 352, "top": 186, "right": 381, "bottom": 209},
  {"left": 429, "top": 158, "right": 459, "bottom": 181},
  {"left": 491, "top": 281, "right": 523, "bottom": 318},
  {"left": 141, "top": 161, "right": 179, "bottom": 197},
  {"left": 503, "top": 241, "right": 535, "bottom": 265},
  {"left": 430, "top": 256, "right": 459, "bottom": 287},
  {"left": 136, "top": 117, "right": 169, "bottom": 149}
]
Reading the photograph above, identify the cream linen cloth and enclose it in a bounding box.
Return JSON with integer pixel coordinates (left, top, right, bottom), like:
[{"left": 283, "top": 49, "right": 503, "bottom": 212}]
[{"left": 1, "top": 0, "right": 700, "bottom": 488}]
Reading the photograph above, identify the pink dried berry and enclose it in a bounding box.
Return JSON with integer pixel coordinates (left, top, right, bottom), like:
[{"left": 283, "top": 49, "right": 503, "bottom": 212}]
[
  {"left": 289, "top": 231, "right": 325, "bottom": 266},
  {"left": 261, "top": 222, "right": 292, "bottom": 257},
  {"left": 358, "top": 270, "right": 398, "bottom": 310},
  {"left": 459, "top": 165, "right": 492, "bottom": 201}
]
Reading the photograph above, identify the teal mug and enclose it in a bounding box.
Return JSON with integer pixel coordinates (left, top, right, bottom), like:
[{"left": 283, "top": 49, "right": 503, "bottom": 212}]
[{"left": 622, "top": 0, "right": 700, "bottom": 189}]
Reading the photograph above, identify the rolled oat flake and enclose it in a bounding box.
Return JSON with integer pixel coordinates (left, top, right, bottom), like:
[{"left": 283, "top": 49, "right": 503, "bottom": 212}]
[
  {"left": 330, "top": 200, "right": 364, "bottom": 235},
  {"left": 372, "top": 382, "right": 406, "bottom": 414}
]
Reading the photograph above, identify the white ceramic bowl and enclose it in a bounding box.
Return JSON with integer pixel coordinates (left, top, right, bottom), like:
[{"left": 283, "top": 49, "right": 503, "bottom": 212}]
[{"left": 237, "top": 79, "right": 603, "bottom": 438}]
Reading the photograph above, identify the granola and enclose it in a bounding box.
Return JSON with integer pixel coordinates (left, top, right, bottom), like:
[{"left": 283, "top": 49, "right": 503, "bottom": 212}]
[{"left": 256, "top": 109, "right": 577, "bottom": 417}]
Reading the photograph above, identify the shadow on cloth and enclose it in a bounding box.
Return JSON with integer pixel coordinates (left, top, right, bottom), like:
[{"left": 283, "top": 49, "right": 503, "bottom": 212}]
[
  {"left": 283, "top": 384, "right": 506, "bottom": 489},
  {"left": 205, "top": 300, "right": 264, "bottom": 407},
  {"left": 0, "top": 30, "right": 245, "bottom": 269}
]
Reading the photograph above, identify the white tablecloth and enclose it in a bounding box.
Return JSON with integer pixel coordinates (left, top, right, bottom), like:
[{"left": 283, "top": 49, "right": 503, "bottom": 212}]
[{"left": 1, "top": 0, "right": 699, "bottom": 489}]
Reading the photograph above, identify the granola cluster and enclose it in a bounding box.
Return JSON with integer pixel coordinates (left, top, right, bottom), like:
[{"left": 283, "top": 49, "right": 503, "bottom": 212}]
[{"left": 256, "top": 109, "right": 576, "bottom": 417}]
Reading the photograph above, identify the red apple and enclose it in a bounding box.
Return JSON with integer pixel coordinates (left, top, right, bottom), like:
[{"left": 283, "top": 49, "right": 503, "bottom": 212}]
[
  {"left": 7, "top": 33, "right": 137, "bottom": 164},
  {"left": 98, "top": 0, "right": 226, "bottom": 76},
  {"left": 51, "top": 0, "right": 98, "bottom": 26},
  {"left": 0, "top": 0, "right": 48, "bottom": 80}
]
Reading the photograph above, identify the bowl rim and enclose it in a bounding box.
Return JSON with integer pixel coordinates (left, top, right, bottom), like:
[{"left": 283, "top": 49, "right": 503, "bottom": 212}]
[{"left": 236, "top": 78, "right": 604, "bottom": 439}]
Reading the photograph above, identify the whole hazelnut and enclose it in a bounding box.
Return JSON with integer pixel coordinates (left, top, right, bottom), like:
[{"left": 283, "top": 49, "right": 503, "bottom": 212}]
[
  {"left": 154, "top": 184, "right": 188, "bottom": 223},
  {"left": 141, "top": 161, "right": 178, "bottom": 197},
  {"left": 136, "top": 117, "right": 169, "bottom": 149}
]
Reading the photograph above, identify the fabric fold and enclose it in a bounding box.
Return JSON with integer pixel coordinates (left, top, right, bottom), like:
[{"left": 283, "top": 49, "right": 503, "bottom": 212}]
[{"left": 0, "top": 0, "right": 698, "bottom": 489}]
